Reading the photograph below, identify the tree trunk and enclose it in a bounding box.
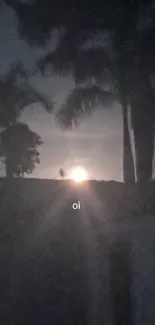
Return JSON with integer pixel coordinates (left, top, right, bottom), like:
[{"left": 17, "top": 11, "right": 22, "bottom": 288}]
[
  {"left": 122, "top": 101, "right": 135, "bottom": 184},
  {"left": 109, "top": 235, "right": 133, "bottom": 325},
  {"left": 5, "top": 156, "right": 14, "bottom": 178},
  {"left": 130, "top": 80, "right": 154, "bottom": 183}
]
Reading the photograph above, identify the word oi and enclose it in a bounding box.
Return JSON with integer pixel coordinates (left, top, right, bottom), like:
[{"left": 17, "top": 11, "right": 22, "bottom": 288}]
[{"left": 72, "top": 201, "right": 81, "bottom": 210}]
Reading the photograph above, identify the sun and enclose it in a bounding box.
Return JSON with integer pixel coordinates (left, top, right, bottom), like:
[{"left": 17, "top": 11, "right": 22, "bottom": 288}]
[{"left": 70, "top": 166, "right": 88, "bottom": 183}]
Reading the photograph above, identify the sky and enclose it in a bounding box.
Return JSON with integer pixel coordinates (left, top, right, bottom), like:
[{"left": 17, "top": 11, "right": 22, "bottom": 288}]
[{"left": 0, "top": 1, "right": 152, "bottom": 181}]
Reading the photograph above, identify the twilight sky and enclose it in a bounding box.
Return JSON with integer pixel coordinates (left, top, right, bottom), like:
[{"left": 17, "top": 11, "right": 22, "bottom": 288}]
[{"left": 1, "top": 1, "right": 153, "bottom": 181}]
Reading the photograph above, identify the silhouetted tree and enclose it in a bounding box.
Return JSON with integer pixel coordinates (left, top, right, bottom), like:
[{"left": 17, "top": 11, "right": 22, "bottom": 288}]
[
  {"left": 5, "top": 1, "right": 155, "bottom": 183},
  {"left": 0, "top": 122, "right": 43, "bottom": 178},
  {"left": 59, "top": 168, "right": 65, "bottom": 179},
  {"left": 0, "top": 60, "right": 53, "bottom": 178},
  {"left": 0, "top": 60, "right": 53, "bottom": 128},
  {"left": 52, "top": 53, "right": 135, "bottom": 185},
  {"left": 37, "top": 4, "right": 155, "bottom": 184}
]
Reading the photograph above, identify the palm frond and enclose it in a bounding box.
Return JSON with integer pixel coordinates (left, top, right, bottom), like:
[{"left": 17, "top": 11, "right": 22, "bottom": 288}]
[
  {"left": 139, "top": 23, "right": 155, "bottom": 73},
  {"left": 37, "top": 29, "right": 96, "bottom": 76},
  {"left": 37, "top": 29, "right": 80, "bottom": 76},
  {"left": 0, "top": 73, "right": 54, "bottom": 127},
  {"left": 15, "top": 83, "right": 54, "bottom": 113},
  {"left": 5, "top": 61, "right": 29, "bottom": 85},
  {"left": 38, "top": 51, "right": 74, "bottom": 77},
  {"left": 56, "top": 85, "right": 115, "bottom": 129},
  {"left": 75, "top": 47, "right": 115, "bottom": 85},
  {"left": 5, "top": 0, "right": 52, "bottom": 46}
]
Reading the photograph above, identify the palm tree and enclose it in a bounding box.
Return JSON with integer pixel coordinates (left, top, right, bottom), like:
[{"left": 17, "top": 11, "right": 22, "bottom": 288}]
[
  {"left": 0, "top": 61, "right": 54, "bottom": 177},
  {"left": 6, "top": 0, "right": 155, "bottom": 183},
  {"left": 38, "top": 42, "right": 136, "bottom": 184},
  {"left": 0, "top": 61, "right": 53, "bottom": 128},
  {"left": 128, "top": 24, "right": 155, "bottom": 183},
  {"left": 37, "top": 7, "right": 155, "bottom": 183}
]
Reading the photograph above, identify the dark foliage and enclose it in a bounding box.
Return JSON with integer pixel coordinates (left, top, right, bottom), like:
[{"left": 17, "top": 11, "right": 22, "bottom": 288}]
[
  {"left": 0, "top": 60, "right": 54, "bottom": 128},
  {"left": 0, "top": 123, "right": 43, "bottom": 177},
  {"left": 4, "top": 1, "right": 155, "bottom": 183}
]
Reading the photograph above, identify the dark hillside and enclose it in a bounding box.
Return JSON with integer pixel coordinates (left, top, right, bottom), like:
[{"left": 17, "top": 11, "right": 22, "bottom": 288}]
[{"left": 0, "top": 178, "right": 155, "bottom": 324}]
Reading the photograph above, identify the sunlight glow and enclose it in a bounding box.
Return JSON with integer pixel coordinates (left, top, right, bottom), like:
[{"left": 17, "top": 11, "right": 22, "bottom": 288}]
[{"left": 70, "top": 166, "right": 88, "bottom": 183}]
